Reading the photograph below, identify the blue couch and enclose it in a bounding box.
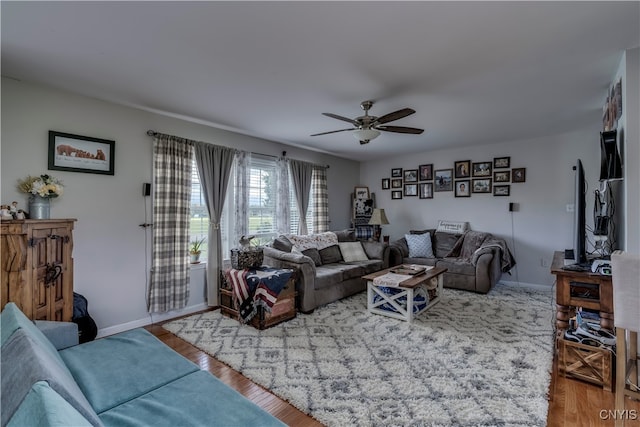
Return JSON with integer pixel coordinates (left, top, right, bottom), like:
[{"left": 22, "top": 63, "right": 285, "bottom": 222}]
[{"left": 1, "top": 303, "right": 285, "bottom": 427}]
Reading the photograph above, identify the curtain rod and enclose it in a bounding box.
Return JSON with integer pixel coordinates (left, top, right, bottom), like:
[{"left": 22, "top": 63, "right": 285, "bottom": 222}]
[{"left": 146, "top": 130, "right": 329, "bottom": 169}]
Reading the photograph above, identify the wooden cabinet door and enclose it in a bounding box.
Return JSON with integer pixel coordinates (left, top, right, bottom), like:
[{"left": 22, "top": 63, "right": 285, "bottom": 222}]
[{"left": 32, "top": 226, "right": 72, "bottom": 321}]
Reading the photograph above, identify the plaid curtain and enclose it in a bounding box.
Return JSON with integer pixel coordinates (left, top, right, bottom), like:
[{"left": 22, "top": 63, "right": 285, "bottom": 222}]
[
  {"left": 148, "top": 135, "right": 194, "bottom": 313},
  {"left": 312, "top": 165, "right": 329, "bottom": 232}
]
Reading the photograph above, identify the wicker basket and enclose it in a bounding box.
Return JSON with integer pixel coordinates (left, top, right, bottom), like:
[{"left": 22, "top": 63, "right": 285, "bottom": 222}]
[{"left": 230, "top": 248, "right": 264, "bottom": 269}]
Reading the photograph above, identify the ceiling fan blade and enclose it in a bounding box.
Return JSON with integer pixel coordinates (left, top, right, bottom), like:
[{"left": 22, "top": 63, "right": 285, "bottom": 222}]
[
  {"left": 310, "top": 128, "right": 355, "bottom": 136},
  {"left": 376, "top": 125, "right": 424, "bottom": 135},
  {"left": 375, "top": 108, "right": 416, "bottom": 124},
  {"left": 322, "top": 113, "right": 358, "bottom": 124}
]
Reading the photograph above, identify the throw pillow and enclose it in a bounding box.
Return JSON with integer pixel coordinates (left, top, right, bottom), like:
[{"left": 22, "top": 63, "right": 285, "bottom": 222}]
[
  {"left": 433, "top": 232, "right": 463, "bottom": 258},
  {"left": 302, "top": 248, "right": 322, "bottom": 266},
  {"left": 272, "top": 236, "right": 293, "bottom": 253},
  {"left": 405, "top": 233, "right": 434, "bottom": 258},
  {"left": 334, "top": 229, "right": 356, "bottom": 242},
  {"left": 319, "top": 245, "right": 343, "bottom": 264},
  {"left": 337, "top": 242, "right": 369, "bottom": 262}
]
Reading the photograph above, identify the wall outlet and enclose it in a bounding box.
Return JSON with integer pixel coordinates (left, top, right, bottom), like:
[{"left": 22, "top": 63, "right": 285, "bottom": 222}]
[{"left": 566, "top": 203, "right": 574, "bottom": 213}]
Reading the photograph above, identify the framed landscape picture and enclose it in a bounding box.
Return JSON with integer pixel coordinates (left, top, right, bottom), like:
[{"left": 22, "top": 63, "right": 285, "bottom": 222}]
[
  {"left": 493, "top": 185, "right": 511, "bottom": 196},
  {"left": 472, "top": 178, "right": 492, "bottom": 193},
  {"left": 493, "top": 157, "right": 511, "bottom": 169},
  {"left": 494, "top": 171, "right": 510, "bottom": 183},
  {"left": 404, "top": 183, "right": 418, "bottom": 197},
  {"left": 404, "top": 169, "right": 418, "bottom": 183},
  {"left": 472, "top": 161, "right": 492, "bottom": 177},
  {"left": 434, "top": 169, "right": 453, "bottom": 192}
]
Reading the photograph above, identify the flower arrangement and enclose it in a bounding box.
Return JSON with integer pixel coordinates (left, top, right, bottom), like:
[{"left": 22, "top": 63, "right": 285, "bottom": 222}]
[{"left": 17, "top": 174, "right": 64, "bottom": 198}]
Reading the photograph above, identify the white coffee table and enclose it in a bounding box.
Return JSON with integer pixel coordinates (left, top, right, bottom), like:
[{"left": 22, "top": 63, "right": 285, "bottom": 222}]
[{"left": 363, "top": 266, "right": 447, "bottom": 322}]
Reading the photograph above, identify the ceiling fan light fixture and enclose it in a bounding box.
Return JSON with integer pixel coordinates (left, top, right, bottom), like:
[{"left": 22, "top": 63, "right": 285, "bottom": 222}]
[{"left": 353, "top": 128, "right": 380, "bottom": 142}]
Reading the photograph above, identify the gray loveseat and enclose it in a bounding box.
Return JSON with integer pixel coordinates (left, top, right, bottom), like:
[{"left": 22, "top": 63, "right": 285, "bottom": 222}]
[
  {"left": 390, "top": 229, "right": 515, "bottom": 294},
  {"left": 1, "top": 302, "right": 284, "bottom": 427},
  {"left": 263, "top": 230, "right": 390, "bottom": 312}
]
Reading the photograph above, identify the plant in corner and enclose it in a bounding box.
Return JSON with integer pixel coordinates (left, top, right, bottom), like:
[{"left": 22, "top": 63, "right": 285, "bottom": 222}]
[{"left": 189, "top": 237, "right": 206, "bottom": 264}]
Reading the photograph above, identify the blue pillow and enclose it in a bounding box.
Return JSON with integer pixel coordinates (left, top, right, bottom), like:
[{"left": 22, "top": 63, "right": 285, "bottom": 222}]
[{"left": 405, "top": 233, "right": 434, "bottom": 258}]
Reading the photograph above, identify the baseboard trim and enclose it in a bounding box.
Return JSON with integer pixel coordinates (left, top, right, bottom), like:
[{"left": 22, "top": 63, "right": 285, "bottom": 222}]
[{"left": 96, "top": 302, "right": 209, "bottom": 338}]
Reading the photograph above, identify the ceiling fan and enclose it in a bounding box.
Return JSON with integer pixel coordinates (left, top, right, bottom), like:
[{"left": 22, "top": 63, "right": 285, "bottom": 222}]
[{"left": 311, "top": 100, "right": 424, "bottom": 145}]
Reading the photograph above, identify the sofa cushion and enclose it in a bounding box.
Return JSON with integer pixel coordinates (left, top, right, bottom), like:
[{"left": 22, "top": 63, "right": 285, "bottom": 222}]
[
  {"left": 334, "top": 228, "right": 356, "bottom": 242},
  {"left": 302, "top": 248, "right": 322, "bottom": 266},
  {"left": 347, "top": 259, "right": 385, "bottom": 274},
  {"left": 314, "top": 266, "right": 348, "bottom": 290},
  {"left": 437, "top": 258, "right": 477, "bottom": 275},
  {"left": 1, "top": 329, "right": 103, "bottom": 427},
  {"left": 319, "top": 244, "right": 343, "bottom": 264},
  {"left": 1, "top": 302, "right": 66, "bottom": 366},
  {"left": 403, "top": 257, "right": 438, "bottom": 267},
  {"left": 338, "top": 242, "right": 369, "bottom": 262},
  {"left": 8, "top": 381, "right": 92, "bottom": 427},
  {"left": 361, "top": 241, "right": 385, "bottom": 260},
  {"left": 433, "top": 232, "right": 464, "bottom": 258},
  {"left": 272, "top": 236, "right": 293, "bottom": 253},
  {"left": 60, "top": 328, "right": 199, "bottom": 414},
  {"left": 98, "top": 371, "right": 284, "bottom": 427},
  {"left": 318, "top": 263, "right": 365, "bottom": 282},
  {"left": 405, "top": 233, "right": 434, "bottom": 258}
]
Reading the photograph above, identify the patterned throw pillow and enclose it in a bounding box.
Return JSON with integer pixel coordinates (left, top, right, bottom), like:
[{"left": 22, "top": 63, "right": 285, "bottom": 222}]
[
  {"left": 337, "top": 242, "right": 369, "bottom": 262},
  {"left": 405, "top": 233, "right": 434, "bottom": 258}
]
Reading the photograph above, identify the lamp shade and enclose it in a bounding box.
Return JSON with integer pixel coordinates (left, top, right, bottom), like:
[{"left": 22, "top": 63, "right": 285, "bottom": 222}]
[
  {"left": 368, "top": 208, "right": 389, "bottom": 226},
  {"left": 353, "top": 128, "right": 380, "bottom": 142}
]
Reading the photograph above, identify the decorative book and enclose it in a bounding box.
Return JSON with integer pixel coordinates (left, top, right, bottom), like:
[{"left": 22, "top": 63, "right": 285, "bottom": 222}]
[{"left": 390, "top": 264, "right": 429, "bottom": 276}]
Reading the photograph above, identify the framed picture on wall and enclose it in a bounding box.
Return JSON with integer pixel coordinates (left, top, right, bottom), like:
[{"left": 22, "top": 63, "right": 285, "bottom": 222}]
[
  {"left": 472, "top": 178, "right": 492, "bottom": 193},
  {"left": 472, "top": 161, "right": 492, "bottom": 177},
  {"left": 454, "top": 160, "right": 471, "bottom": 178},
  {"left": 493, "top": 185, "right": 511, "bottom": 196},
  {"left": 419, "top": 164, "right": 433, "bottom": 181},
  {"left": 391, "top": 168, "right": 403, "bottom": 178},
  {"left": 354, "top": 186, "right": 370, "bottom": 200},
  {"left": 404, "top": 169, "right": 418, "bottom": 183},
  {"left": 512, "top": 168, "right": 526, "bottom": 183},
  {"left": 455, "top": 180, "right": 471, "bottom": 197},
  {"left": 391, "top": 190, "right": 403, "bottom": 200},
  {"left": 493, "top": 157, "right": 511, "bottom": 169},
  {"left": 381, "top": 178, "right": 390, "bottom": 190},
  {"left": 391, "top": 178, "right": 402, "bottom": 188},
  {"left": 404, "top": 183, "right": 418, "bottom": 197},
  {"left": 419, "top": 182, "right": 433, "bottom": 199},
  {"left": 494, "top": 171, "right": 510, "bottom": 183},
  {"left": 48, "top": 131, "right": 115, "bottom": 175},
  {"left": 434, "top": 169, "right": 453, "bottom": 192}
]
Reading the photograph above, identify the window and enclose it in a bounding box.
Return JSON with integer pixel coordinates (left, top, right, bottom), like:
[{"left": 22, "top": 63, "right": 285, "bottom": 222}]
[{"left": 247, "top": 156, "right": 278, "bottom": 244}]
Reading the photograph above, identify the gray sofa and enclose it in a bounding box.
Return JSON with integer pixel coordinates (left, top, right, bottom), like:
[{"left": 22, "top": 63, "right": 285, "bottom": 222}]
[
  {"left": 263, "top": 230, "right": 390, "bottom": 312},
  {"left": 1, "top": 302, "right": 284, "bottom": 427},
  {"left": 390, "top": 229, "right": 515, "bottom": 294}
]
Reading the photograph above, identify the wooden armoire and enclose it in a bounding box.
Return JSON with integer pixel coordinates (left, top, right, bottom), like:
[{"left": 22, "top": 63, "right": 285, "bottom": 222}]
[{"left": 1, "top": 219, "right": 76, "bottom": 321}]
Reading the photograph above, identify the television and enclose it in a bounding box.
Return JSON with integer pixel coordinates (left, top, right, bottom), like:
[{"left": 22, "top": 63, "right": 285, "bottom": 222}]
[{"left": 573, "top": 159, "right": 588, "bottom": 266}]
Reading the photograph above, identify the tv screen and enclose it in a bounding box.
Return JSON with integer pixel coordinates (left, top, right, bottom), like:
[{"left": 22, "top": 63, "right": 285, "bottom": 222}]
[{"left": 574, "top": 159, "right": 588, "bottom": 265}]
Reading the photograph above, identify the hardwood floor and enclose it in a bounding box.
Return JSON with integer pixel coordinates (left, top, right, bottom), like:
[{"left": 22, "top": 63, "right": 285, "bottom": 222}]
[{"left": 147, "top": 312, "right": 640, "bottom": 427}]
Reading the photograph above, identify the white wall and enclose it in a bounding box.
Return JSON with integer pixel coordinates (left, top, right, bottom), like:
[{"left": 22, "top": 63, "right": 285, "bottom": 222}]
[
  {"left": 1, "top": 78, "right": 360, "bottom": 333},
  {"left": 360, "top": 128, "right": 603, "bottom": 287},
  {"left": 615, "top": 47, "right": 640, "bottom": 253}
]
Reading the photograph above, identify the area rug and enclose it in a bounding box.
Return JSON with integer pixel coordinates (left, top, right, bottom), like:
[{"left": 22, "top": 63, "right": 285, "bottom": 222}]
[{"left": 163, "top": 283, "right": 555, "bottom": 426}]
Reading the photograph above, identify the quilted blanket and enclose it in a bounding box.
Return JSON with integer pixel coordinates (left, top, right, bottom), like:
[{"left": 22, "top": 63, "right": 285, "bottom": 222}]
[{"left": 226, "top": 267, "right": 294, "bottom": 323}]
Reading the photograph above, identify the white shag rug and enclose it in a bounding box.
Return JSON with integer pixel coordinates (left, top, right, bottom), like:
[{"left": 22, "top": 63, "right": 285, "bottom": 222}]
[{"left": 163, "top": 283, "right": 555, "bottom": 426}]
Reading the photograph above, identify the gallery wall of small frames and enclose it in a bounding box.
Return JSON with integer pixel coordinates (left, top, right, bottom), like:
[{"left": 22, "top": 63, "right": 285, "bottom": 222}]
[{"left": 381, "top": 157, "right": 526, "bottom": 200}]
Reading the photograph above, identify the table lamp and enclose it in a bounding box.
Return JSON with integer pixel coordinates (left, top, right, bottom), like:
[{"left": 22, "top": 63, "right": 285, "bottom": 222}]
[{"left": 368, "top": 208, "right": 389, "bottom": 242}]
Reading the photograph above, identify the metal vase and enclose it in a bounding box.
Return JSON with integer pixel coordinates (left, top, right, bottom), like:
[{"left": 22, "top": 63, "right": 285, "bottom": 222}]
[{"left": 29, "top": 195, "right": 50, "bottom": 219}]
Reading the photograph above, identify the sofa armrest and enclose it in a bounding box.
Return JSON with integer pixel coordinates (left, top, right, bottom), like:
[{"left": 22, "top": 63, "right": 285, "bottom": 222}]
[
  {"left": 361, "top": 241, "right": 391, "bottom": 269},
  {"left": 263, "top": 246, "right": 317, "bottom": 313},
  {"left": 35, "top": 320, "right": 79, "bottom": 350}
]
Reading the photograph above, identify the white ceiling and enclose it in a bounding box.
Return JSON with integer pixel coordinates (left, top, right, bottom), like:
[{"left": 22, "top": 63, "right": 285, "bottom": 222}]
[{"left": 2, "top": 1, "right": 639, "bottom": 161}]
